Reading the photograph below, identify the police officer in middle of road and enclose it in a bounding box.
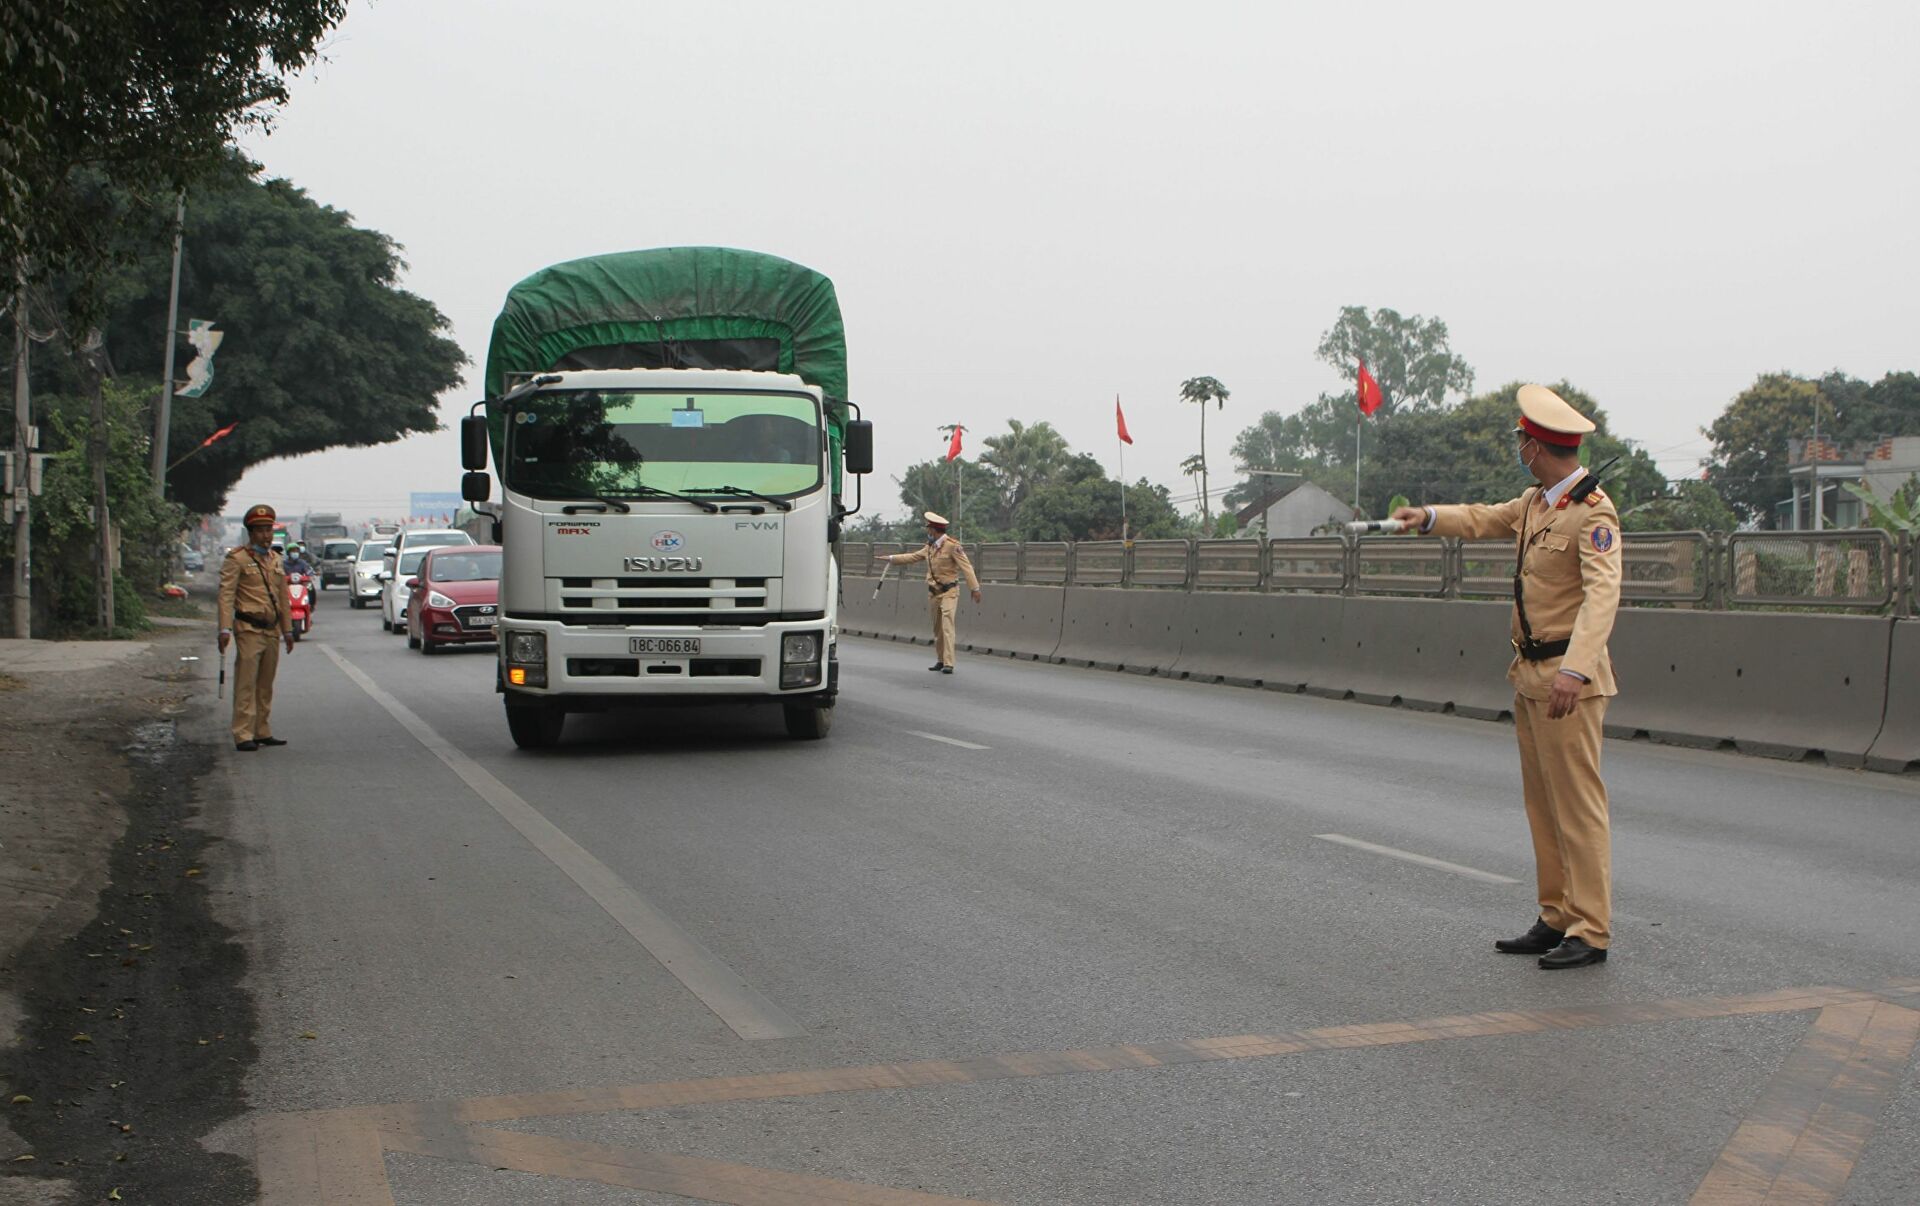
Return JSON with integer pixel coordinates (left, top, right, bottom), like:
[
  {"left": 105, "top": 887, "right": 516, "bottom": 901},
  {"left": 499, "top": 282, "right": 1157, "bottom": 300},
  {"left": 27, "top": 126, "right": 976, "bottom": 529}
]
[
  {"left": 1391, "top": 384, "right": 1624, "bottom": 971},
  {"left": 878, "top": 511, "right": 981, "bottom": 674}
]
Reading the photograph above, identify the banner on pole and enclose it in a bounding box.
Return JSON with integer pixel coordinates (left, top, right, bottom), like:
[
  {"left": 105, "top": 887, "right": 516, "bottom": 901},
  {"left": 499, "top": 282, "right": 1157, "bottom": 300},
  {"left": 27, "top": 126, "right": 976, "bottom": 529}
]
[{"left": 176, "top": 319, "right": 223, "bottom": 397}]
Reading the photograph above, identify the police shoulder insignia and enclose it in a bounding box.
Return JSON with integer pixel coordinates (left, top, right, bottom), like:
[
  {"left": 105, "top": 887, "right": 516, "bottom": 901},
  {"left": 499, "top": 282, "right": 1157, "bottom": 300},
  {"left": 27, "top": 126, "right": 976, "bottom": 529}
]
[
  {"left": 1591, "top": 526, "right": 1614, "bottom": 552},
  {"left": 1584, "top": 488, "right": 1608, "bottom": 506}
]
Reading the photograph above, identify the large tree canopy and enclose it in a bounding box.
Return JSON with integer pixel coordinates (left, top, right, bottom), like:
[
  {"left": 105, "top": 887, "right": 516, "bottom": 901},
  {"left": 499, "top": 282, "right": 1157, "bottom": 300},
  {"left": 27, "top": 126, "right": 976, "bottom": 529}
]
[
  {"left": 92, "top": 155, "right": 467, "bottom": 513},
  {"left": 1314, "top": 305, "right": 1475, "bottom": 416},
  {"left": 2, "top": 0, "right": 347, "bottom": 308},
  {"left": 1704, "top": 371, "right": 1920, "bottom": 525}
]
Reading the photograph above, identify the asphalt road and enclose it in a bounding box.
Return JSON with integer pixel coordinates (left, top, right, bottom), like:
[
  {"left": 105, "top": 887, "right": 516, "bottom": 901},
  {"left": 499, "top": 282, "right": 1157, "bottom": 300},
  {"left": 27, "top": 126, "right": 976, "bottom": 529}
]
[{"left": 205, "top": 583, "right": 1920, "bottom": 1204}]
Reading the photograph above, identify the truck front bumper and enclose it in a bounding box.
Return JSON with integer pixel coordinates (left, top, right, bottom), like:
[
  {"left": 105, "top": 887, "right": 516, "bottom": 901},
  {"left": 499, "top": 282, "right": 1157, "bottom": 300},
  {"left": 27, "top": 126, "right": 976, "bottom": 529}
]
[{"left": 497, "top": 618, "right": 836, "bottom": 702}]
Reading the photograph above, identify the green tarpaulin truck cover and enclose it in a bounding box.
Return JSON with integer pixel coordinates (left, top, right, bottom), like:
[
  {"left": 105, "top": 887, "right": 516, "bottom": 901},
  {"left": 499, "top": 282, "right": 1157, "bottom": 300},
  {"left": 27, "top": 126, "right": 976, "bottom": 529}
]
[{"left": 485, "top": 244, "right": 847, "bottom": 431}]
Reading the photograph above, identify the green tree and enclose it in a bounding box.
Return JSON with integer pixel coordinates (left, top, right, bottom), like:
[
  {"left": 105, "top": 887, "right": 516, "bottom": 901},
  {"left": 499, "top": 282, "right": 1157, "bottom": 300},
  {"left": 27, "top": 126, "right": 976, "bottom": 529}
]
[
  {"left": 1620, "top": 480, "right": 1738, "bottom": 533},
  {"left": 977, "top": 419, "right": 1072, "bottom": 525},
  {"left": 1014, "top": 455, "right": 1188, "bottom": 541},
  {"left": 894, "top": 457, "right": 1003, "bottom": 536},
  {"left": 1703, "top": 374, "right": 1828, "bottom": 526},
  {"left": 1178, "top": 375, "right": 1229, "bottom": 525},
  {"left": 14, "top": 377, "right": 185, "bottom": 631},
  {"left": 3, "top": 0, "right": 348, "bottom": 307},
  {"left": 90, "top": 155, "right": 467, "bottom": 513},
  {"left": 1314, "top": 305, "right": 1474, "bottom": 416}
]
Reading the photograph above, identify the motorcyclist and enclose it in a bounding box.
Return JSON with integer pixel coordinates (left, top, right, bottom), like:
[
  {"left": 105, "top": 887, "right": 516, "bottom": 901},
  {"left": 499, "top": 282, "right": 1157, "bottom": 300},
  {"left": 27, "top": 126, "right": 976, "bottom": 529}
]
[{"left": 284, "top": 544, "right": 314, "bottom": 577}]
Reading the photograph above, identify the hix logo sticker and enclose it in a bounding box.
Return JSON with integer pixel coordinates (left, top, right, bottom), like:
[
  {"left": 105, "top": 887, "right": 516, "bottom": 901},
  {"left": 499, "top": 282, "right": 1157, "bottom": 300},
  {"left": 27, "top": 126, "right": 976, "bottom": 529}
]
[{"left": 651, "top": 530, "right": 686, "bottom": 553}]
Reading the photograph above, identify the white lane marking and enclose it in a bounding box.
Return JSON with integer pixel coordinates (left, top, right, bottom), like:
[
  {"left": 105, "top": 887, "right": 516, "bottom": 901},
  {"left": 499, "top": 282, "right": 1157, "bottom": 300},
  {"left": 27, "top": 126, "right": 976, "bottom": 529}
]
[
  {"left": 318, "top": 643, "right": 805, "bottom": 1042},
  {"left": 1313, "top": 833, "right": 1521, "bottom": 885},
  {"left": 905, "top": 730, "right": 990, "bottom": 750}
]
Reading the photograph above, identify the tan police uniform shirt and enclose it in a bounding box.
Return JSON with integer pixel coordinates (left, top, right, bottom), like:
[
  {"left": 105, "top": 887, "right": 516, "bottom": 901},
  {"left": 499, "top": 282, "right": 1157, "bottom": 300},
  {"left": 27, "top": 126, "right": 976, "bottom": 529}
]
[
  {"left": 888, "top": 536, "right": 981, "bottom": 592},
  {"left": 1425, "top": 482, "right": 1623, "bottom": 700},
  {"left": 218, "top": 545, "right": 292, "bottom": 636}
]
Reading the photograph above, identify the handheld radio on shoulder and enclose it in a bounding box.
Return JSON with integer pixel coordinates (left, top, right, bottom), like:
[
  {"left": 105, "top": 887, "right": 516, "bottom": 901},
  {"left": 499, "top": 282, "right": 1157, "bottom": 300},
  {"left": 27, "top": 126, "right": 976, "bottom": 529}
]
[{"left": 1567, "top": 455, "right": 1621, "bottom": 504}]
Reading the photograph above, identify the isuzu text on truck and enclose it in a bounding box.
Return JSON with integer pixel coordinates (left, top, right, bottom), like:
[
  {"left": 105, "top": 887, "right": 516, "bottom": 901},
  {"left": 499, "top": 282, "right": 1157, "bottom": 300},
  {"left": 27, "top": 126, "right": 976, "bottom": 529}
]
[{"left": 459, "top": 248, "right": 873, "bottom": 749}]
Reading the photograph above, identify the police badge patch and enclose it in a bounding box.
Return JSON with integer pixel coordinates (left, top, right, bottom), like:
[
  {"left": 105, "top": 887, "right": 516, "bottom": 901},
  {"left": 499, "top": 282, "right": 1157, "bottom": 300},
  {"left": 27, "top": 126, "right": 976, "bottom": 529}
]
[{"left": 1591, "top": 526, "right": 1614, "bottom": 552}]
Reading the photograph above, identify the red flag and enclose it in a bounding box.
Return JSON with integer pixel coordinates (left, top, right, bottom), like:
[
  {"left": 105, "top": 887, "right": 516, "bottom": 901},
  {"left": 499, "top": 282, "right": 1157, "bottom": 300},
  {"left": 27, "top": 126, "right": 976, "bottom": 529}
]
[
  {"left": 945, "top": 425, "right": 964, "bottom": 462},
  {"left": 196, "top": 421, "right": 238, "bottom": 450},
  {"left": 1116, "top": 396, "right": 1133, "bottom": 446},
  {"left": 1356, "top": 360, "right": 1384, "bottom": 416}
]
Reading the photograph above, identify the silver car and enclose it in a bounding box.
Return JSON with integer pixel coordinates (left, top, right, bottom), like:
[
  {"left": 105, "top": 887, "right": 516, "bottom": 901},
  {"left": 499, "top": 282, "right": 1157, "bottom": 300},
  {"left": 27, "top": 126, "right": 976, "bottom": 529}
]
[{"left": 348, "top": 540, "right": 391, "bottom": 609}]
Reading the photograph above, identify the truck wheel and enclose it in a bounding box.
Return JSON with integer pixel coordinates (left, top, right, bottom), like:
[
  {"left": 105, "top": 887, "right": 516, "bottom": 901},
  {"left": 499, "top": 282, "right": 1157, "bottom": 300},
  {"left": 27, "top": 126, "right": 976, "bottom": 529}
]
[
  {"left": 506, "top": 701, "right": 565, "bottom": 749},
  {"left": 783, "top": 703, "right": 832, "bottom": 740}
]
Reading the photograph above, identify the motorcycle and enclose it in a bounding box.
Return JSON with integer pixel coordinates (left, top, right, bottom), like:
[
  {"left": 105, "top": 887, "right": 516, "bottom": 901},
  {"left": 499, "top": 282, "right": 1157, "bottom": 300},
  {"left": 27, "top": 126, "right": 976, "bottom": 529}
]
[{"left": 287, "top": 572, "right": 315, "bottom": 640}]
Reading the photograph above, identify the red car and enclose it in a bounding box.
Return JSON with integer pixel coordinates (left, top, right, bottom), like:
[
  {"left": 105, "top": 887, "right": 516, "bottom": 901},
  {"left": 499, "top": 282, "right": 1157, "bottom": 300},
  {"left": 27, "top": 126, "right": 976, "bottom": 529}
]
[{"left": 406, "top": 545, "right": 502, "bottom": 654}]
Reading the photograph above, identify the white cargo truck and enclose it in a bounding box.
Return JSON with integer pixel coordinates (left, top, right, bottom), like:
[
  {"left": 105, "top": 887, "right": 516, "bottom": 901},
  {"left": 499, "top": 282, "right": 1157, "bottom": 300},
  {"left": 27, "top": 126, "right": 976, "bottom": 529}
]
[{"left": 461, "top": 248, "right": 873, "bottom": 749}]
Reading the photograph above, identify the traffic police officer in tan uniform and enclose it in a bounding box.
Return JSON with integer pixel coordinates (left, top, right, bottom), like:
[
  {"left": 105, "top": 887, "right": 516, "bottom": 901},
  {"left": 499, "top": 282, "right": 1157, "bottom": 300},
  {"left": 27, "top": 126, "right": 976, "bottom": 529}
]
[
  {"left": 878, "top": 511, "right": 981, "bottom": 674},
  {"left": 1391, "top": 385, "right": 1623, "bottom": 969},
  {"left": 218, "top": 504, "right": 296, "bottom": 751}
]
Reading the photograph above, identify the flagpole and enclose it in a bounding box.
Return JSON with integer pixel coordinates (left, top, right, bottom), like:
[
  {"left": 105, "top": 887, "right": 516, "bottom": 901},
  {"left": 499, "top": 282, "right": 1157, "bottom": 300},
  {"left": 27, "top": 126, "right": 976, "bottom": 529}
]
[
  {"left": 1354, "top": 411, "right": 1361, "bottom": 513},
  {"left": 1117, "top": 395, "right": 1128, "bottom": 542}
]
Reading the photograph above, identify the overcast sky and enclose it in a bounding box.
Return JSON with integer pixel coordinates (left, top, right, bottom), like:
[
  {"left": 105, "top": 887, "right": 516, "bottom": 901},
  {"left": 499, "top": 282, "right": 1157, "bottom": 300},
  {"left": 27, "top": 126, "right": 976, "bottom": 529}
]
[{"left": 227, "top": 0, "right": 1919, "bottom": 522}]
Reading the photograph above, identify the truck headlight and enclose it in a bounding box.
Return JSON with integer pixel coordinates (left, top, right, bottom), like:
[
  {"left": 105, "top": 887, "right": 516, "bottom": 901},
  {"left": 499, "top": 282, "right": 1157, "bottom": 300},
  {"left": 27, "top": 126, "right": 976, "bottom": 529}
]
[
  {"left": 504, "top": 630, "right": 547, "bottom": 688},
  {"left": 507, "top": 632, "right": 546, "bottom": 664},
  {"left": 781, "top": 632, "right": 821, "bottom": 664}
]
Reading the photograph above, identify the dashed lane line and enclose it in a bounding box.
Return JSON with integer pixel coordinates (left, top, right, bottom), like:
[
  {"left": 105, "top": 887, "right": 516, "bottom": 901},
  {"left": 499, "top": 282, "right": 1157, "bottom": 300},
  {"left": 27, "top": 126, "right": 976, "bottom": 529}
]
[
  {"left": 1313, "top": 832, "right": 1521, "bottom": 884},
  {"left": 318, "top": 642, "right": 805, "bottom": 1042},
  {"left": 905, "top": 730, "right": 991, "bottom": 750}
]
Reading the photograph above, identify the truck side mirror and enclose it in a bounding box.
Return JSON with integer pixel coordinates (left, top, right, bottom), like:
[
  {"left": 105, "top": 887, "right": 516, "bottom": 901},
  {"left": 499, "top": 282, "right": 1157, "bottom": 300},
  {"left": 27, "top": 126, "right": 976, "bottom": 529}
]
[
  {"left": 462, "top": 471, "right": 491, "bottom": 503},
  {"left": 844, "top": 419, "right": 874, "bottom": 476},
  {"left": 461, "top": 414, "right": 490, "bottom": 471}
]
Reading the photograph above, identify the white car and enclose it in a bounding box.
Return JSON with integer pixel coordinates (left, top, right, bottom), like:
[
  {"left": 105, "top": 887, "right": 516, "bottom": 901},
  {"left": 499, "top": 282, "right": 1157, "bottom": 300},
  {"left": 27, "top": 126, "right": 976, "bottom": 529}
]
[
  {"left": 347, "top": 539, "right": 391, "bottom": 608},
  {"left": 380, "top": 530, "right": 474, "bottom": 632}
]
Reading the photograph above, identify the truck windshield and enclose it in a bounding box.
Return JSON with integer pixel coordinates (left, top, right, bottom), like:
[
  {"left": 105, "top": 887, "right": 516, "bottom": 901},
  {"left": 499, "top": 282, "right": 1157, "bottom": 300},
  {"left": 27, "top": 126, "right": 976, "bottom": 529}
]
[{"left": 505, "top": 390, "right": 821, "bottom": 501}]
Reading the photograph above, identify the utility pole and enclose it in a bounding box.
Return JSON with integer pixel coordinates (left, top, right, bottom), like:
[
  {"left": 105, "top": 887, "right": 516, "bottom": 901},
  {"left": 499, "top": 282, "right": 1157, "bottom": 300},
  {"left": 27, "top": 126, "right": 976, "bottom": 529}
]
[
  {"left": 87, "top": 335, "right": 114, "bottom": 631},
  {"left": 10, "top": 273, "right": 31, "bottom": 638},
  {"left": 150, "top": 192, "right": 185, "bottom": 497}
]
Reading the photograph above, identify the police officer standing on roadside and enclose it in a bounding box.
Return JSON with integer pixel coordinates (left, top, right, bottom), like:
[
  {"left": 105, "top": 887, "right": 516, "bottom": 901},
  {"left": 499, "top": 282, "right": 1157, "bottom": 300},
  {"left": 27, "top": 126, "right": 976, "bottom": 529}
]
[
  {"left": 1390, "top": 385, "right": 1623, "bottom": 970},
  {"left": 218, "top": 504, "right": 296, "bottom": 751},
  {"left": 878, "top": 511, "right": 981, "bottom": 674}
]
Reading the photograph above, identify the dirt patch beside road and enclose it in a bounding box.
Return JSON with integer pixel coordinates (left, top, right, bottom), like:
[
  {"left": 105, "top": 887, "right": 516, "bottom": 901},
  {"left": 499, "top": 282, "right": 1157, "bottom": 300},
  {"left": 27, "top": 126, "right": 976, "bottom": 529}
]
[{"left": 1, "top": 626, "right": 257, "bottom": 1205}]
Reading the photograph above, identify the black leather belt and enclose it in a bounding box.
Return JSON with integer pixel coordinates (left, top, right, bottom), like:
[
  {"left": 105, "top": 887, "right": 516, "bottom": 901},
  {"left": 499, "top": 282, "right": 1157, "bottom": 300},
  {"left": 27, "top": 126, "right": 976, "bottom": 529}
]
[
  {"left": 929, "top": 581, "right": 957, "bottom": 594},
  {"left": 1513, "top": 637, "right": 1570, "bottom": 662},
  {"left": 235, "top": 610, "right": 278, "bottom": 630}
]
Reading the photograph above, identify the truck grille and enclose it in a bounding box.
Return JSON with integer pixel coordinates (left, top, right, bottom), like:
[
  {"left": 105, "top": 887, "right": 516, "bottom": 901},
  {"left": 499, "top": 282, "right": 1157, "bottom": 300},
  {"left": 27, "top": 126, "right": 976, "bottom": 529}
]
[{"left": 551, "top": 577, "right": 770, "bottom": 614}]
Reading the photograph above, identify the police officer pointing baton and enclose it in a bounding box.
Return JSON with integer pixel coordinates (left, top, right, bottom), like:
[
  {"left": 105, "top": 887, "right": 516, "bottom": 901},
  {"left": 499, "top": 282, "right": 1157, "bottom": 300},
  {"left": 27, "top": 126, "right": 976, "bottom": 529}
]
[
  {"left": 876, "top": 512, "right": 981, "bottom": 675},
  {"left": 217, "top": 504, "right": 296, "bottom": 752},
  {"left": 1386, "top": 385, "right": 1624, "bottom": 970}
]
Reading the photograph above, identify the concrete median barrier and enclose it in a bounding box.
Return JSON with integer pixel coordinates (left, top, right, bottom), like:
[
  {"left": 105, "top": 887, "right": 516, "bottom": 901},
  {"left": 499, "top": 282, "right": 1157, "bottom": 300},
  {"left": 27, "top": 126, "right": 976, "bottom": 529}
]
[
  {"left": 1866, "top": 620, "right": 1920, "bottom": 773},
  {"left": 1606, "top": 610, "right": 1894, "bottom": 766},
  {"left": 959, "top": 584, "right": 1066, "bottom": 661},
  {"left": 1332, "top": 597, "right": 1517, "bottom": 718},
  {"left": 1169, "top": 593, "right": 1344, "bottom": 691},
  {"left": 836, "top": 576, "right": 896, "bottom": 638},
  {"left": 1052, "top": 588, "right": 1186, "bottom": 673}
]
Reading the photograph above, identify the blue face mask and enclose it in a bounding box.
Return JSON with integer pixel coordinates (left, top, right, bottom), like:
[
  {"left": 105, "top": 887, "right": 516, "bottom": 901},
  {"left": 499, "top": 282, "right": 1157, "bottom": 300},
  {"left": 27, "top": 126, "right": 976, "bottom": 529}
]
[{"left": 1517, "top": 439, "right": 1537, "bottom": 472}]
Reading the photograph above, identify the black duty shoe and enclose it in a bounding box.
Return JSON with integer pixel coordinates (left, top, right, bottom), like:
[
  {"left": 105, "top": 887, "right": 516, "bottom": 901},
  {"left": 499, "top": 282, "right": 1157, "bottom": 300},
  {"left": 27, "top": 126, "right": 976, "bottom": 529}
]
[
  {"left": 1494, "top": 918, "right": 1565, "bottom": 955},
  {"left": 940, "top": 665, "right": 953, "bottom": 674},
  {"left": 235, "top": 740, "right": 259, "bottom": 752},
  {"left": 928, "top": 663, "right": 945, "bottom": 671},
  {"left": 255, "top": 736, "right": 287, "bottom": 747},
  {"left": 1539, "top": 937, "right": 1608, "bottom": 970}
]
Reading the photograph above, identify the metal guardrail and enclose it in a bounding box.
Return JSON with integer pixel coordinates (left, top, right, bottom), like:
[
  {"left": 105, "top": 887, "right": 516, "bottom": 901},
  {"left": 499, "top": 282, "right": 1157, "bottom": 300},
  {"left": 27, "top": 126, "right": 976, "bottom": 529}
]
[
  {"left": 1196, "top": 540, "right": 1262, "bottom": 590},
  {"left": 842, "top": 531, "right": 1915, "bottom": 614},
  {"left": 1728, "top": 529, "right": 1895, "bottom": 610},
  {"left": 1071, "top": 541, "right": 1126, "bottom": 586}
]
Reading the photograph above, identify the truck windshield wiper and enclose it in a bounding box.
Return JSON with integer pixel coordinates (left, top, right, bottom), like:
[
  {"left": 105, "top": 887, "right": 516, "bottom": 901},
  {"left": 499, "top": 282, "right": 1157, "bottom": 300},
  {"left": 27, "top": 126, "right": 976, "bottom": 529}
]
[
  {"left": 559, "top": 496, "right": 632, "bottom": 514},
  {"left": 686, "top": 485, "right": 794, "bottom": 512},
  {"left": 608, "top": 485, "right": 721, "bottom": 514}
]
